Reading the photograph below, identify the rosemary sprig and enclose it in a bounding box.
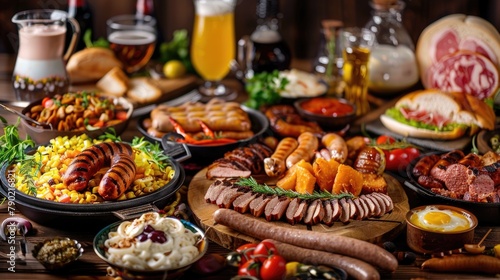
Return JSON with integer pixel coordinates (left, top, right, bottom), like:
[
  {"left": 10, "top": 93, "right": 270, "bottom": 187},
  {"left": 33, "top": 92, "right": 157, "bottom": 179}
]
[
  {"left": 236, "top": 177, "right": 354, "bottom": 200},
  {"left": 131, "top": 137, "right": 170, "bottom": 170}
]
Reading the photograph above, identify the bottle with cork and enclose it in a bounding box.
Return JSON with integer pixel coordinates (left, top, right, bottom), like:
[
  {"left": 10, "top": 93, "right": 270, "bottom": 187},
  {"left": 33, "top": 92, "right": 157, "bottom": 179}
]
[{"left": 365, "top": 0, "right": 419, "bottom": 95}]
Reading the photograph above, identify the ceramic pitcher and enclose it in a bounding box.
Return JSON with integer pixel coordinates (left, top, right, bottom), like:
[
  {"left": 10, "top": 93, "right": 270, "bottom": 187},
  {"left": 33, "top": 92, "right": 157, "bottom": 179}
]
[{"left": 11, "top": 9, "right": 80, "bottom": 102}]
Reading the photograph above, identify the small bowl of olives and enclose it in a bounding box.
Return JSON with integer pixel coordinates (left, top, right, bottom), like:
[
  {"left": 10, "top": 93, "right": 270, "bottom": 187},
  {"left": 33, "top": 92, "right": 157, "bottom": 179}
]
[{"left": 32, "top": 237, "right": 83, "bottom": 270}]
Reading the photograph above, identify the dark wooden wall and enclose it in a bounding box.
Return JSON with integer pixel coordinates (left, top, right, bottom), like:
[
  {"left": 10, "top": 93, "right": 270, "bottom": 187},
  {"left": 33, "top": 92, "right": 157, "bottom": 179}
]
[{"left": 1, "top": 0, "right": 498, "bottom": 62}]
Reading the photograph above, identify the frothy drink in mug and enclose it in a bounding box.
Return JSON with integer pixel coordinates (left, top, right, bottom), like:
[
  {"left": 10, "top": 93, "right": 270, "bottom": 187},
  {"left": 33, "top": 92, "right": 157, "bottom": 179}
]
[
  {"left": 13, "top": 24, "right": 70, "bottom": 101},
  {"left": 12, "top": 9, "right": 79, "bottom": 102},
  {"left": 18, "top": 24, "right": 66, "bottom": 60}
]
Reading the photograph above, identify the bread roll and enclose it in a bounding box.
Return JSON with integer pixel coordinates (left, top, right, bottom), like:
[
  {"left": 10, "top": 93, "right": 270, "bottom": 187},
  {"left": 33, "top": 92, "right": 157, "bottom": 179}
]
[
  {"left": 67, "top": 48, "right": 123, "bottom": 83},
  {"left": 127, "top": 78, "right": 162, "bottom": 104},
  {"left": 96, "top": 67, "right": 129, "bottom": 97}
]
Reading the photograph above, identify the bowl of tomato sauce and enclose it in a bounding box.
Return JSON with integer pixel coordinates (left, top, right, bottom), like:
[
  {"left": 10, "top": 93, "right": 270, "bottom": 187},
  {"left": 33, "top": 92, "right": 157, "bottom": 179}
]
[{"left": 294, "top": 97, "right": 356, "bottom": 130}]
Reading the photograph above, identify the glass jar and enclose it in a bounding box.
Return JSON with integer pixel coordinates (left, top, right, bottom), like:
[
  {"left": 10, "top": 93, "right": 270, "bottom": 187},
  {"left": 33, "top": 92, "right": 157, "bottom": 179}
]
[
  {"left": 313, "top": 20, "right": 345, "bottom": 98},
  {"left": 365, "top": 0, "right": 419, "bottom": 94}
]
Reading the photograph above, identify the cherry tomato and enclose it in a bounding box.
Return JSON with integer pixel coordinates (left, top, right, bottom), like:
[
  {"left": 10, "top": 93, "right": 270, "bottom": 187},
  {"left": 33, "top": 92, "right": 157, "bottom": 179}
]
[
  {"left": 376, "top": 135, "right": 396, "bottom": 145},
  {"left": 253, "top": 240, "right": 278, "bottom": 262},
  {"left": 115, "top": 111, "right": 128, "bottom": 121},
  {"left": 238, "top": 259, "right": 261, "bottom": 277},
  {"left": 260, "top": 254, "right": 287, "bottom": 280},
  {"left": 41, "top": 97, "right": 54, "bottom": 108},
  {"left": 236, "top": 243, "right": 257, "bottom": 264},
  {"left": 384, "top": 147, "right": 421, "bottom": 171}
]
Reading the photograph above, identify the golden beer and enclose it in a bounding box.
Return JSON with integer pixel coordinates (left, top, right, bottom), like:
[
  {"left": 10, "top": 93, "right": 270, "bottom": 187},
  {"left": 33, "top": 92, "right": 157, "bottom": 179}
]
[
  {"left": 341, "top": 28, "right": 375, "bottom": 116},
  {"left": 343, "top": 46, "right": 371, "bottom": 116},
  {"left": 191, "top": 1, "right": 235, "bottom": 82}
]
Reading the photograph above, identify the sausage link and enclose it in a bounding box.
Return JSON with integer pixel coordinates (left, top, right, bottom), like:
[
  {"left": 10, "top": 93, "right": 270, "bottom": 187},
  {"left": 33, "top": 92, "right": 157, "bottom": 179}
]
[
  {"left": 432, "top": 150, "right": 465, "bottom": 171},
  {"left": 272, "top": 240, "right": 380, "bottom": 280},
  {"left": 264, "top": 137, "right": 299, "bottom": 177},
  {"left": 98, "top": 153, "right": 136, "bottom": 200},
  {"left": 321, "top": 133, "right": 348, "bottom": 163},
  {"left": 458, "top": 153, "right": 482, "bottom": 167},
  {"left": 265, "top": 105, "right": 322, "bottom": 138},
  {"left": 285, "top": 132, "right": 319, "bottom": 169},
  {"left": 412, "top": 154, "right": 440, "bottom": 177},
  {"left": 417, "top": 175, "right": 444, "bottom": 189},
  {"left": 62, "top": 142, "right": 134, "bottom": 192},
  {"left": 213, "top": 208, "right": 398, "bottom": 272}
]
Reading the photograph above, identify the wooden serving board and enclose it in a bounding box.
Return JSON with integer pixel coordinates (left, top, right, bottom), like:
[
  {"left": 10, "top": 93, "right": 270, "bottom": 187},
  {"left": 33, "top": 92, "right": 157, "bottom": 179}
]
[{"left": 187, "top": 169, "right": 410, "bottom": 250}]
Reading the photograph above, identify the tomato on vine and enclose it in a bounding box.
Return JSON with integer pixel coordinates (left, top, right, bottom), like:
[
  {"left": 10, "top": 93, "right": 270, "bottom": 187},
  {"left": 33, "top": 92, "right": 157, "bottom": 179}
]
[
  {"left": 253, "top": 240, "right": 278, "bottom": 262},
  {"left": 238, "top": 259, "right": 261, "bottom": 277},
  {"left": 372, "top": 135, "right": 421, "bottom": 172},
  {"left": 260, "top": 254, "right": 287, "bottom": 280}
]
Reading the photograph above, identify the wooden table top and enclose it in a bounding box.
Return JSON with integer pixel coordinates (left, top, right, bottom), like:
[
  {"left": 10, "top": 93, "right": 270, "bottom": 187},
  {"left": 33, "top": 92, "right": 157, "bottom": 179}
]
[{"left": 0, "top": 53, "right": 499, "bottom": 279}]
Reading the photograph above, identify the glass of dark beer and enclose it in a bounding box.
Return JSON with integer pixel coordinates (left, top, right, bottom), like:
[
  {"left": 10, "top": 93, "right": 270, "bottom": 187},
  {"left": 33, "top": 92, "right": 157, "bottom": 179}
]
[{"left": 107, "top": 14, "right": 156, "bottom": 73}]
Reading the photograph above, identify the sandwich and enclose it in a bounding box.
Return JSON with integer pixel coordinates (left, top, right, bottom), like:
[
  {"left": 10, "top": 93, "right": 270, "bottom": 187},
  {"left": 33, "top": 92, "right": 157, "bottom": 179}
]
[{"left": 380, "top": 89, "right": 495, "bottom": 140}]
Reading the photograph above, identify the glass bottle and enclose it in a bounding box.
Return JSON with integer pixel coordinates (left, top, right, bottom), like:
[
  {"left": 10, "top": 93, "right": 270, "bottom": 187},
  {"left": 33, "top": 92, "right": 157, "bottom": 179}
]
[
  {"left": 248, "top": 0, "right": 292, "bottom": 75},
  {"left": 136, "top": 0, "right": 163, "bottom": 59},
  {"left": 313, "top": 20, "right": 344, "bottom": 98},
  {"left": 67, "top": 0, "right": 93, "bottom": 51},
  {"left": 365, "top": 0, "right": 419, "bottom": 94}
]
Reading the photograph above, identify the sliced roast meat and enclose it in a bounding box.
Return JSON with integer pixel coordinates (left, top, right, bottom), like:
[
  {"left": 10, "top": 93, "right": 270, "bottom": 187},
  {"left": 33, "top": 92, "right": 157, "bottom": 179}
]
[
  {"left": 233, "top": 191, "right": 259, "bottom": 213},
  {"left": 303, "top": 199, "right": 325, "bottom": 226},
  {"left": 322, "top": 199, "right": 334, "bottom": 226},
  {"left": 292, "top": 199, "right": 309, "bottom": 224},
  {"left": 204, "top": 179, "right": 226, "bottom": 203},
  {"left": 348, "top": 199, "right": 357, "bottom": 219},
  {"left": 375, "top": 192, "right": 394, "bottom": 212},
  {"left": 359, "top": 195, "right": 375, "bottom": 217},
  {"left": 206, "top": 158, "right": 251, "bottom": 179},
  {"left": 285, "top": 198, "right": 301, "bottom": 224},
  {"left": 264, "top": 196, "right": 281, "bottom": 221},
  {"left": 270, "top": 196, "right": 292, "bottom": 221},
  {"left": 249, "top": 195, "right": 273, "bottom": 217},
  {"left": 339, "top": 198, "right": 350, "bottom": 223},
  {"left": 330, "top": 199, "right": 341, "bottom": 221},
  {"left": 216, "top": 187, "right": 246, "bottom": 208},
  {"left": 352, "top": 198, "right": 365, "bottom": 220},
  {"left": 418, "top": 175, "right": 445, "bottom": 189}
]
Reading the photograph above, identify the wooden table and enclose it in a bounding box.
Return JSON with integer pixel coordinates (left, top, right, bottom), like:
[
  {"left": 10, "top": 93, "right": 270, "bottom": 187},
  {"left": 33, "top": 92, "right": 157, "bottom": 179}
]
[{"left": 0, "top": 53, "right": 499, "bottom": 279}]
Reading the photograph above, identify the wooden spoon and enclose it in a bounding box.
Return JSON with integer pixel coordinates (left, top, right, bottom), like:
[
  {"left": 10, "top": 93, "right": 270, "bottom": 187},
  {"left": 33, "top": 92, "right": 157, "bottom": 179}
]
[{"left": 464, "top": 229, "right": 492, "bottom": 254}]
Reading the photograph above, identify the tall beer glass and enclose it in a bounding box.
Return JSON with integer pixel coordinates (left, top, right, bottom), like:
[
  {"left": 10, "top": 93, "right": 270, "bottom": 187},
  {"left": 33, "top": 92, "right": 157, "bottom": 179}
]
[
  {"left": 342, "top": 28, "right": 375, "bottom": 116},
  {"left": 191, "top": 0, "right": 236, "bottom": 99}
]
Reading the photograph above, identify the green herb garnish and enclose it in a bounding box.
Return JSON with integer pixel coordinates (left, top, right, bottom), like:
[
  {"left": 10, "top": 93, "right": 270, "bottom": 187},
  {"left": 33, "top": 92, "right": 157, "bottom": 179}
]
[
  {"left": 0, "top": 119, "right": 39, "bottom": 196},
  {"left": 131, "top": 137, "right": 170, "bottom": 170},
  {"left": 159, "top": 29, "right": 195, "bottom": 74},
  {"left": 244, "top": 70, "right": 289, "bottom": 110},
  {"left": 83, "top": 29, "right": 109, "bottom": 49},
  {"left": 237, "top": 177, "right": 354, "bottom": 200}
]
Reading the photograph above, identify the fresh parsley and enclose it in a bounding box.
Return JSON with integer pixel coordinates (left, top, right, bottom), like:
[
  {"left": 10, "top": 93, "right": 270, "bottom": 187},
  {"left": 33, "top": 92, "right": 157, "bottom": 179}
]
[{"left": 244, "top": 70, "right": 289, "bottom": 110}]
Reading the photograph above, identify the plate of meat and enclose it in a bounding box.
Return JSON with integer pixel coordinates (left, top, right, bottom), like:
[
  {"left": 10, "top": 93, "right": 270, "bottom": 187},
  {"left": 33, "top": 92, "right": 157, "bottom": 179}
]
[{"left": 405, "top": 150, "right": 500, "bottom": 225}]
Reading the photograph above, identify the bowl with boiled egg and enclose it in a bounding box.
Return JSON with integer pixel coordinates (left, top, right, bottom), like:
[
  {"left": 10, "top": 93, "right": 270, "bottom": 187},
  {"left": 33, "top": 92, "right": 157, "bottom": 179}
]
[{"left": 405, "top": 205, "right": 478, "bottom": 254}]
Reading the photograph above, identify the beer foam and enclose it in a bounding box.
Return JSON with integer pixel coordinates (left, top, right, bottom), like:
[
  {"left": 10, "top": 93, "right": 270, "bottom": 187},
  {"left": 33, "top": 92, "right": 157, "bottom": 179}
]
[
  {"left": 195, "top": 0, "right": 234, "bottom": 16},
  {"left": 108, "top": 30, "right": 156, "bottom": 45},
  {"left": 21, "top": 24, "right": 66, "bottom": 35}
]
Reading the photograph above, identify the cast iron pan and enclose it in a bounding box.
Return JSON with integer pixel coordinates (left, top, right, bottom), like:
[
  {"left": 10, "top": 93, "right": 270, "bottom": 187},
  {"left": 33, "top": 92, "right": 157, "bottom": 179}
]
[
  {"left": 137, "top": 105, "right": 270, "bottom": 165},
  {"left": 405, "top": 152, "right": 500, "bottom": 226},
  {"left": 0, "top": 152, "right": 185, "bottom": 229}
]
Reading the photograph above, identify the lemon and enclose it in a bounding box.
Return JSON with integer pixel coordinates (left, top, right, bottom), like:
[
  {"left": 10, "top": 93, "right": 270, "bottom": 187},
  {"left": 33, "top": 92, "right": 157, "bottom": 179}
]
[{"left": 163, "top": 60, "right": 186, "bottom": 79}]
